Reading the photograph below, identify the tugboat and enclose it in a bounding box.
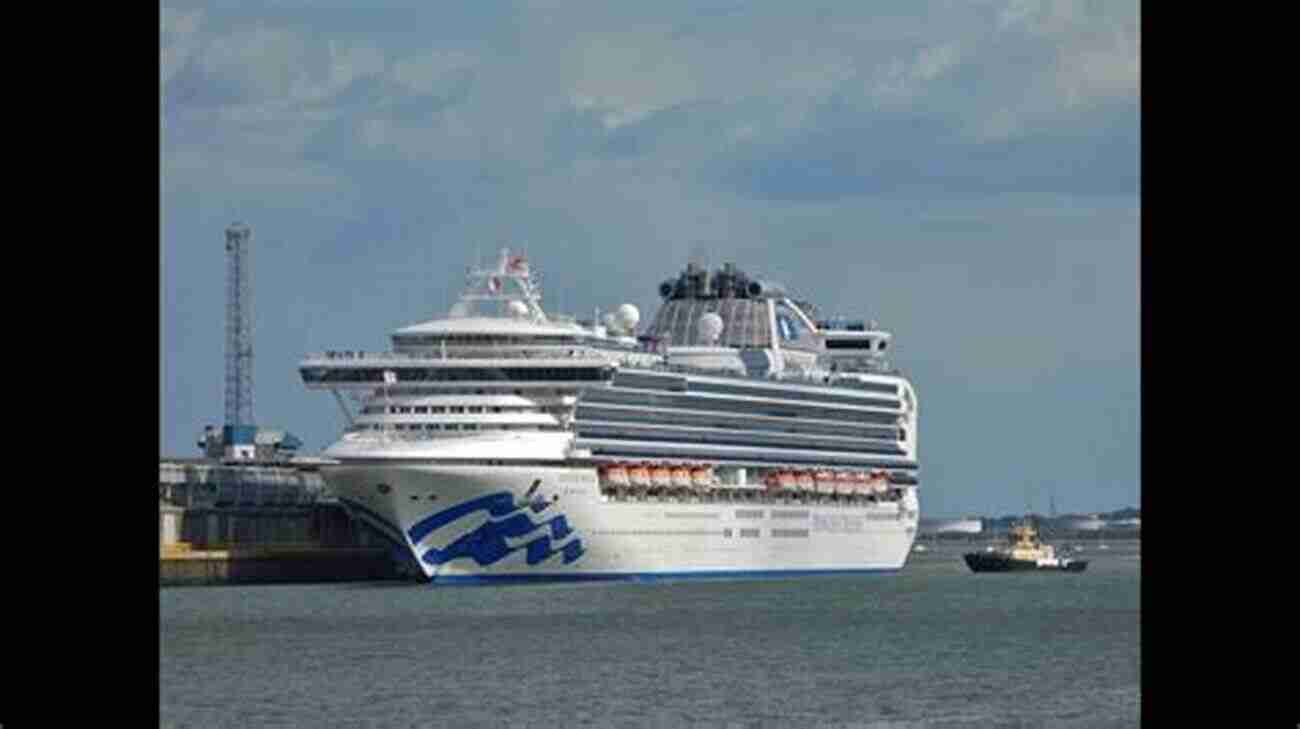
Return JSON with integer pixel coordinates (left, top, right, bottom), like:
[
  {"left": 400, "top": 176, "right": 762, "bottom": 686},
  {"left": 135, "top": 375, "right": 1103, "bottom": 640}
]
[{"left": 963, "top": 519, "right": 1087, "bottom": 573}]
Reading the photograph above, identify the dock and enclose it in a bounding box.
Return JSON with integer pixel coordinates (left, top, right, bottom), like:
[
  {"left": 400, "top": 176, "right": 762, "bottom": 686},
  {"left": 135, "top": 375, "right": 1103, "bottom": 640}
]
[{"left": 159, "top": 458, "right": 405, "bottom": 586}]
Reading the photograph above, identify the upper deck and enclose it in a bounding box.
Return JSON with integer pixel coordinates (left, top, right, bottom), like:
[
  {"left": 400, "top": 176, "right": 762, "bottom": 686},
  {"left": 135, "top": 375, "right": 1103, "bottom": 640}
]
[{"left": 302, "top": 247, "right": 909, "bottom": 381}]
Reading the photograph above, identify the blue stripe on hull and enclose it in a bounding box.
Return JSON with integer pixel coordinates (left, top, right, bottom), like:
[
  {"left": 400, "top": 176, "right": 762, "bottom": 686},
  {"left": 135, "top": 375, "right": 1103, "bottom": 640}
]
[{"left": 428, "top": 567, "right": 899, "bottom": 585}]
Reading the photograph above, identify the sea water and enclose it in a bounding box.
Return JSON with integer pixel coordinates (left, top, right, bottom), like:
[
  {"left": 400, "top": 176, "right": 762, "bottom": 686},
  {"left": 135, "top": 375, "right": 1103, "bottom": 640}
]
[{"left": 160, "top": 540, "right": 1139, "bottom": 728}]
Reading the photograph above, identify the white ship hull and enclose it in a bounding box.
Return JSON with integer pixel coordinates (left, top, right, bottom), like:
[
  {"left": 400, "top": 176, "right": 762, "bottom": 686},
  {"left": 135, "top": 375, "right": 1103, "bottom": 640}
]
[{"left": 324, "top": 456, "right": 919, "bottom": 584}]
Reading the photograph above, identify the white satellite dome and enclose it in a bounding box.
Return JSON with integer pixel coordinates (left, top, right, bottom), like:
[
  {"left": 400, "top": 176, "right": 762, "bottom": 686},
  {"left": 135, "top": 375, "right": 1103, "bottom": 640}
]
[
  {"left": 506, "top": 300, "right": 529, "bottom": 318},
  {"left": 697, "top": 312, "right": 724, "bottom": 344},
  {"left": 615, "top": 303, "right": 640, "bottom": 332}
]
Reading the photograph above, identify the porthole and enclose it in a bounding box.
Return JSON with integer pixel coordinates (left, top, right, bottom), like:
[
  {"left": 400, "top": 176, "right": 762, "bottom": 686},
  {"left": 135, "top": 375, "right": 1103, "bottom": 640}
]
[{"left": 376, "top": 483, "right": 391, "bottom": 495}]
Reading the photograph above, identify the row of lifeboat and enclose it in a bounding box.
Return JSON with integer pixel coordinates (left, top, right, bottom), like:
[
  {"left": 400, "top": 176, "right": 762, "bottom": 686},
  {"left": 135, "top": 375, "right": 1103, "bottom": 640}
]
[
  {"left": 595, "top": 463, "right": 893, "bottom": 495},
  {"left": 598, "top": 463, "right": 715, "bottom": 488},
  {"left": 764, "top": 469, "right": 891, "bottom": 495}
]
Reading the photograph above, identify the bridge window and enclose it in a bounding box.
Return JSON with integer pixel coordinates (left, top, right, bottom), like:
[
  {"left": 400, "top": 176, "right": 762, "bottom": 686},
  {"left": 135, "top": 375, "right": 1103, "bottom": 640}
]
[
  {"left": 825, "top": 339, "right": 875, "bottom": 350},
  {"left": 775, "top": 305, "right": 804, "bottom": 343},
  {"left": 302, "top": 365, "right": 611, "bottom": 384}
]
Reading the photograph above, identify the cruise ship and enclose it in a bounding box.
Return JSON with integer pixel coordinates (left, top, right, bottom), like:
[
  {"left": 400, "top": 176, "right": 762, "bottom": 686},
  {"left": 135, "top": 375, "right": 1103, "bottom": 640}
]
[{"left": 298, "top": 250, "right": 920, "bottom": 583}]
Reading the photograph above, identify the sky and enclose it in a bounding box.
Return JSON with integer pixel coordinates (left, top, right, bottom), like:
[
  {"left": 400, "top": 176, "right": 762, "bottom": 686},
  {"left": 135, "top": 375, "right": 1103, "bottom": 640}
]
[{"left": 160, "top": 0, "right": 1140, "bottom": 518}]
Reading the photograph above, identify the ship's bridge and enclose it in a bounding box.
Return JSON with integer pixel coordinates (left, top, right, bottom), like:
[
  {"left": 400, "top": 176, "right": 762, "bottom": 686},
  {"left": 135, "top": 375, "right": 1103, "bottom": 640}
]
[
  {"left": 298, "top": 350, "right": 616, "bottom": 390},
  {"left": 391, "top": 317, "right": 592, "bottom": 350}
]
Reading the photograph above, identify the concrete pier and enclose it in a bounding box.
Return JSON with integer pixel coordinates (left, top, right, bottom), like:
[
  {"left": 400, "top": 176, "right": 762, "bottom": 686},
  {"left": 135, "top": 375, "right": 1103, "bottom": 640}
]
[
  {"left": 159, "top": 544, "right": 395, "bottom": 586},
  {"left": 160, "top": 458, "right": 404, "bottom": 586}
]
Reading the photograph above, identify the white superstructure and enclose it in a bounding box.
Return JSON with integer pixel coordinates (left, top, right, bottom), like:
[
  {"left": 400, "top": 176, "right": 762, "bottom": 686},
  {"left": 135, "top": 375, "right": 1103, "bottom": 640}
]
[
  {"left": 1059, "top": 515, "right": 1107, "bottom": 532},
  {"left": 299, "top": 250, "right": 921, "bottom": 583}
]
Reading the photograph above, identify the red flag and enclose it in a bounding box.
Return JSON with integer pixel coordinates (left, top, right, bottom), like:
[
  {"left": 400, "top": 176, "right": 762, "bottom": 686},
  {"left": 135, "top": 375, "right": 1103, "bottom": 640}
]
[{"left": 506, "top": 255, "right": 530, "bottom": 278}]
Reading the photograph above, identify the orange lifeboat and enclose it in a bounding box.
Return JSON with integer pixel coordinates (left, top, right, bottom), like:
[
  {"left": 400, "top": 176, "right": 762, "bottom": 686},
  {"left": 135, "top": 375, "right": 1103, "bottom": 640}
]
[
  {"left": 777, "top": 471, "right": 798, "bottom": 491},
  {"left": 834, "top": 471, "right": 854, "bottom": 494},
  {"left": 851, "top": 471, "right": 870, "bottom": 494},
  {"left": 868, "top": 470, "right": 890, "bottom": 494},
  {"left": 651, "top": 465, "right": 673, "bottom": 487},
  {"left": 796, "top": 471, "right": 815, "bottom": 491},
  {"left": 671, "top": 466, "right": 693, "bottom": 488},
  {"left": 628, "top": 464, "right": 651, "bottom": 486},
  {"left": 606, "top": 464, "right": 630, "bottom": 486},
  {"left": 814, "top": 471, "right": 837, "bottom": 494},
  {"left": 691, "top": 467, "right": 713, "bottom": 487},
  {"left": 764, "top": 471, "right": 783, "bottom": 492}
]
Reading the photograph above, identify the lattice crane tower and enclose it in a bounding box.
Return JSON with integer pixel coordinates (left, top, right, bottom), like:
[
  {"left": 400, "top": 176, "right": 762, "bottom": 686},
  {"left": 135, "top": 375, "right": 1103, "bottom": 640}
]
[{"left": 224, "top": 222, "right": 254, "bottom": 435}]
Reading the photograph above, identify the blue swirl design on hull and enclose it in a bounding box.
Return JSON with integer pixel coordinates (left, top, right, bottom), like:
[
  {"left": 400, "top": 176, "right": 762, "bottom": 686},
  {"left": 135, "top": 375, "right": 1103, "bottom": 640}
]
[{"left": 406, "top": 491, "right": 585, "bottom": 568}]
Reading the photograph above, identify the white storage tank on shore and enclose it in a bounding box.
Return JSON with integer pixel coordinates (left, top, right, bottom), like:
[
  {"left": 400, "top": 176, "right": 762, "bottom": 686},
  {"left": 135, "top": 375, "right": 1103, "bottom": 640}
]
[{"left": 919, "top": 518, "right": 983, "bottom": 535}]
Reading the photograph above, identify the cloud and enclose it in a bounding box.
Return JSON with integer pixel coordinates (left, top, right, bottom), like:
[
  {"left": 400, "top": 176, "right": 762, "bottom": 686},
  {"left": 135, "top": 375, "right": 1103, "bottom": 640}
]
[
  {"left": 160, "top": 8, "right": 204, "bottom": 85},
  {"left": 162, "top": 1, "right": 1139, "bottom": 206},
  {"left": 992, "top": 0, "right": 1140, "bottom": 119},
  {"left": 914, "top": 42, "right": 962, "bottom": 81},
  {"left": 164, "top": 22, "right": 387, "bottom": 113},
  {"left": 390, "top": 49, "right": 476, "bottom": 97}
]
